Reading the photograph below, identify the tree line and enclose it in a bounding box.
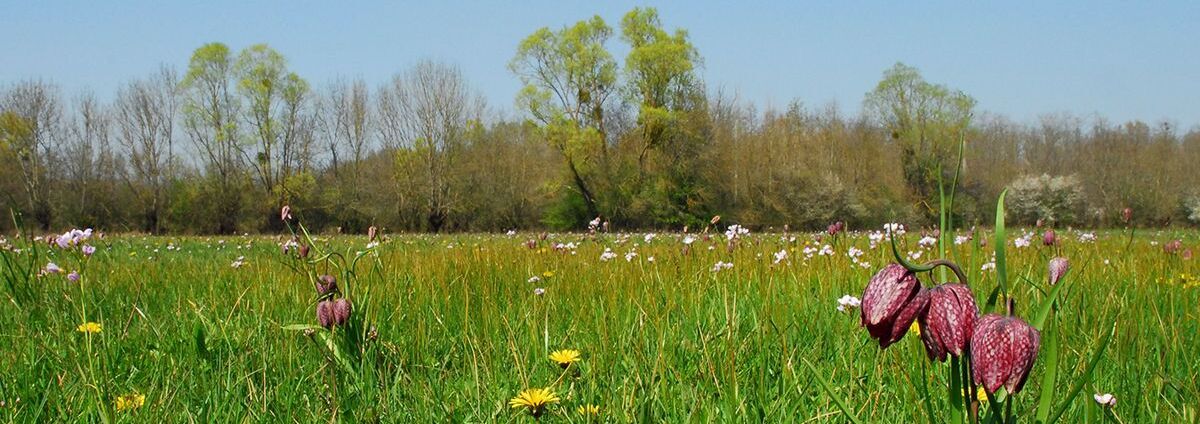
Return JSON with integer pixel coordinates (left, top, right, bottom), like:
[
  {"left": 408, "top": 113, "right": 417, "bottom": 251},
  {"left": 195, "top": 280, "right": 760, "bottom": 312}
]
[{"left": 3, "top": 7, "right": 1199, "bottom": 234}]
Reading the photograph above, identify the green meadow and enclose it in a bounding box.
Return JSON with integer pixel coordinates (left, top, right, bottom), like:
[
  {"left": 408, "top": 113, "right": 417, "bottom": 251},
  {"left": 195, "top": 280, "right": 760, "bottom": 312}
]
[{"left": 1, "top": 228, "right": 1197, "bottom": 422}]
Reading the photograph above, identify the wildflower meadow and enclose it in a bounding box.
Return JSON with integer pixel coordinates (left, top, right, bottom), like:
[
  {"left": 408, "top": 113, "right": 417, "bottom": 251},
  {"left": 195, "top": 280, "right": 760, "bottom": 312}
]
[{"left": 1, "top": 210, "right": 1197, "bottom": 422}]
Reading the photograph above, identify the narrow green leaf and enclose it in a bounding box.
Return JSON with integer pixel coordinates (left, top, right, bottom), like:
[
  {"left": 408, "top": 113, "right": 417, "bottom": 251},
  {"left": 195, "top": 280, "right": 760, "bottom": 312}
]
[
  {"left": 282, "top": 324, "right": 324, "bottom": 332},
  {"left": 1032, "top": 271, "right": 1069, "bottom": 330},
  {"left": 802, "top": 359, "right": 864, "bottom": 424},
  {"left": 1035, "top": 320, "right": 1060, "bottom": 423},
  {"left": 1048, "top": 323, "right": 1116, "bottom": 423},
  {"left": 891, "top": 231, "right": 935, "bottom": 272},
  {"left": 991, "top": 189, "right": 1009, "bottom": 312},
  {"left": 948, "top": 356, "right": 965, "bottom": 424}
]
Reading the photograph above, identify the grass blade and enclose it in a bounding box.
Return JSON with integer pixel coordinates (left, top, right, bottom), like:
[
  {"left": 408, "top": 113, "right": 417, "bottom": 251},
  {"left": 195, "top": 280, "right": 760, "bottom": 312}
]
[
  {"left": 803, "top": 359, "right": 864, "bottom": 424},
  {"left": 1048, "top": 323, "right": 1116, "bottom": 423}
]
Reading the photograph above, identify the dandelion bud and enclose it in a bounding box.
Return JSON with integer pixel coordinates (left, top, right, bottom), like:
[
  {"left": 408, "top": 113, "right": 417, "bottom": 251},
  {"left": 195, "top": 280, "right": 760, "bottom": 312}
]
[
  {"left": 971, "top": 314, "right": 1040, "bottom": 394},
  {"left": 316, "top": 300, "right": 335, "bottom": 329},
  {"left": 861, "top": 264, "right": 927, "bottom": 348},
  {"left": 1042, "top": 230, "right": 1056, "bottom": 246},
  {"left": 332, "top": 299, "right": 351, "bottom": 326},
  {"left": 1048, "top": 257, "right": 1069, "bottom": 285},
  {"left": 316, "top": 274, "right": 338, "bottom": 296},
  {"left": 919, "top": 284, "right": 978, "bottom": 361}
]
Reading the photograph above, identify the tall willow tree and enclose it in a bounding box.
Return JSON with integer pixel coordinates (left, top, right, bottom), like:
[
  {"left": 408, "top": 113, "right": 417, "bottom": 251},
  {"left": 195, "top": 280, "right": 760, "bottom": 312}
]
[
  {"left": 233, "top": 44, "right": 313, "bottom": 227},
  {"left": 620, "top": 7, "right": 708, "bottom": 226},
  {"left": 865, "top": 63, "right": 975, "bottom": 212},
  {"left": 181, "top": 42, "right": 244, "bottom": 233},
  {"left": 510, "top": 15, "right": 617, "bottom": 223}
]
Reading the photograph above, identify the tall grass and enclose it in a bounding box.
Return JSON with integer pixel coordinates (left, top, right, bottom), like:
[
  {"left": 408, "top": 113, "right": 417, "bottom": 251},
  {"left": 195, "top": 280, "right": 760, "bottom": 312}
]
[{"left": 0, "top": 228, "right": 1196, "bottom": 422}]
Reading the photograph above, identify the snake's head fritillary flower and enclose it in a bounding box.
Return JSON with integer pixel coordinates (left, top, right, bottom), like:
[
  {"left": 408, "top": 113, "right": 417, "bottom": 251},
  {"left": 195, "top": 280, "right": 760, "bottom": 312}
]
[
  {"left": 332, "top": 299, "right": 351, "bottom": 326},
  {"left": 919, "top": 284, "right": 978, "bottom": 361},
  {"left": 1094, "top": 393, "right": 1117, "bottom": 408},
  {"left": 1042, "top": 229, "right": 1056, "bottom": 246},
  {"left": 315, "top": 274, "right": 338, "bottom": 296},
  {"left": 316, "top": 300, "right": 335, "bottom": 329},
  {"left": 280, "top": 205, "right": 292, "bottom": 221},
  {"left": 971, "top": 314, "right": 1040, "bottom": 394},
  {"left": 1164, "top": 239, "right": 1183, "bottom": 254},
  {"left": 1121, "top": 207, "right": 1133, "bottom": 223},
  {"left": 298, "top": 244, "right": 310, "bottom": 259},
  {"left": 861, "top": 264, "right": 927, "bottom": 348},
  {"left": 367, "top": 225, "right": 378, "bottom": 242},
  {"left": 1048, "top": 257, "right": 1070, "bottom": 285}
]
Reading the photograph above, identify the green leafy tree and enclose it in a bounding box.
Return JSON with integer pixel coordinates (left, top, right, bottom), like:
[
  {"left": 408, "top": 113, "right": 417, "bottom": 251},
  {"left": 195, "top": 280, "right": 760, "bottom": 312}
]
[
  {"left": 510, "top": 15, "right": 617, "bottom": 222},
  {"left": 619, "top": 7, "right": 709, "bottom": 226},
  {"left": 180, "top": 42, "right": 245, "bottom": 233},
  {"left": 865, "top": 63, "right": 975, "bottom": 213},
  {"left": 233, "top": 44, "right": 313, "bottom": 226}
]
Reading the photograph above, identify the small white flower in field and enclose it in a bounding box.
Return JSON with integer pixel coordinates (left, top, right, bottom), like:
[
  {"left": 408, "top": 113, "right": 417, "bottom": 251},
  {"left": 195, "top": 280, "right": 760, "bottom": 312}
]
[
  {"left": 918, "top": 236, "right": 938, "bottom": 248},
  {"left": 859, "top": 261, "right": 872, "bottom": 269},
  {"left": 534, "top": 287, "right": 546, "bottom": 296},
  {"left": 981, "top": 261, "right": 996, "bottom": 272},
  {"left": 847, "top": 247, "right": 864, "bottom": 260},
  {"left": 1093, "top": 393, "right": 1116, "bottom": 408},
  {"left": 647, "top": 256, "right": 655, "bottom": 263},
  {"left": 1078, "top": 232, "right": 1097, "bottom": 243},
  {"left": 1014, "top": 234, "right": 1032, "bottom": 248},
  {"left": 624, "top": 251, "right": 638, "bottom": 262},
  {"left": 528, "top": 276, "right": 541, "bottom": 283},
  {"left": 707, "top": 245, "right": 715, "bottom": 250},
  {"left": 1104, "top": 259, "right": 1111, "bottom": 265},
  {"left": 644, "top": 233, "right": 656, "bottom": 243},
  {"left": 773, "top": 249, "right": 788, "bottom": 264},
  {"left": 724, "top": 224, "right": 750, "bottom": 241},
  {"left": 883, "top": 223, "right": 906, "bottom": 236},
  {"left": 868, "top": 231, "right": 885, "bottom": 248},
  {"left": 599, "top": 248, "right": 617, "bottom": 262},
  {"left": 802, "top": 245, "right": 818, "bottom": 259},
  {"left": 818, "top": 244, "right": 834, "bottom": 256},
  {"left": 44, "top": 262, "right": 62, "bottom": 274},
  {"left": 231, "top": 256, "right": 246, "bottom": 268},
  {"left": 366, "top": 241, "right": 379, "bottom": 249},
  {"left": 837, "top": 294, "right": 861, "bottom": 312},
  {"left": 954, "top": 235, "right": 970, "bottom": 245},
  {"left": 506, "top": 229, "right": 517, "bottom": 236},
  {"left": 907, "top": 250, "right": 923, "bottom": 261},
  {"left": 682, "top": 235, "right": 696, "bottom": 245},
  {"left": 711, "top": 261, "right": 733, "bottom": 272}
]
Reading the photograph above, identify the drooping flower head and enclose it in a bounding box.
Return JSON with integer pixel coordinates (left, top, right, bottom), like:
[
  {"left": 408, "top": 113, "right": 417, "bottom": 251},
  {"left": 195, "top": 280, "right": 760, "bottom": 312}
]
[
  {"left": 861, "top": 264, "right": 927, "bottom": 348},
  {"left": 1042, "top": 230, "right": 1056, "bottom": 246},
  {"left": 971, "top": 314, "right": 1040, "bottom": 394},
  {"left": 1121, "top": 207, "right": 1133, "bottom": 224},
  {"left": 332, "top": 298, "right": 351, "bottom": 326},
  {"left": 1048, "top": 257, "right": 1070, "bottom": 285},
  {"left": 280, "top": 205, "right": 292, "bottom": 221},
  {"left": 315, "top": 274, "right": 338, "bottom": 296},
  {"left": 316, "top": 300, "right": 335, "bottom": 329},
  {"left": 919, "top": 284, "right": 979, "bottom": 361}
]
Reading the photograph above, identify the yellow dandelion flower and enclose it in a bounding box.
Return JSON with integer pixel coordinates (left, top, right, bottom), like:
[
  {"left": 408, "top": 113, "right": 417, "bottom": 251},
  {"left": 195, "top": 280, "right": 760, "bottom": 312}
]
[
  {"left": 542, "top": 270, "right": 555, "bottom": 278},
  {"left": 509, "top": 388, "right": 559, "bottom": 418},
  {"left": 114, "top": 393, "right": 145, "bottom": 412},
  {"left": 910, "top": 322, "right": 921, "bottom": 337},
  {"left": 976, "top": 387, "right": 988, "bottom": 403},
  {"left": 576, "top": 403, "right": 601, "bottom": 416},
  {"left": 549, "top": 349, "right": 581, "bottom": 368},
  {"left": 77, "top": 322, "right": 102, "bottom": 334}
]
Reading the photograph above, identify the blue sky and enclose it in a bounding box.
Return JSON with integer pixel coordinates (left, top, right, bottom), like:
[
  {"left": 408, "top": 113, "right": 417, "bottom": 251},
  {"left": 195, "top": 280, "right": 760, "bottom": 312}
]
[{"left": 3, "top": 1, "right": 1197, "bottom": 127}]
